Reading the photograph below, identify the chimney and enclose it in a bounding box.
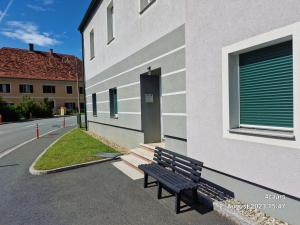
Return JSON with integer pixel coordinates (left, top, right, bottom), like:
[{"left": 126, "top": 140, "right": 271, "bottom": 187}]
[
  {"left": 49, "top": 49, "right": 54, "bottom": 56},
  {"left": 29, "top": 43, "right": 34, "bottom": 51}
]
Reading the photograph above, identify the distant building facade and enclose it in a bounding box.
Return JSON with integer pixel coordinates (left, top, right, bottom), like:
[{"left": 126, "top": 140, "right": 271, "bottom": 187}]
[{"left": 0, "top": 44, "right": 84, "bottom": 112}]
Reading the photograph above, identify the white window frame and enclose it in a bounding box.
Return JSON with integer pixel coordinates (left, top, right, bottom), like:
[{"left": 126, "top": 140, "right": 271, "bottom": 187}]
[
  {"left": 20, "top": 84, "right": 33, "bottom": 93},
  {"left": 43, "top": 84, "right": 56, "bottom": 94},
  {"left": 222, "top": 22, "right": 300, "bottom": 149},
  {"left": 0, "top": 83, "right": 11, "bottom": 93},
  {"left": 107, "top": 0, "right": 115, "bottom": 44},
  {"left": 90, "top": 29, "right": 95, "bottom": 60},
  {"left": 66, "top": 85, "right": 73, "bottom": 94}
]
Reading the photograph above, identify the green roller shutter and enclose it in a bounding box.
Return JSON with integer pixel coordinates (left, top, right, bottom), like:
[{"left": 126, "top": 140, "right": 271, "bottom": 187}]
[
  {"left": 113, "top": 89, "right": 118, "bottom": 114},
  {"left": 239, "top": 41, "right": 293, "bottom": 128}
]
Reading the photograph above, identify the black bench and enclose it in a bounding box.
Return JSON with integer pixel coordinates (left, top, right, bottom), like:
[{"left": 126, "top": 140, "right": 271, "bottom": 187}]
[{"left": 138, "top": 147, "right": 203, "bottom": 214}]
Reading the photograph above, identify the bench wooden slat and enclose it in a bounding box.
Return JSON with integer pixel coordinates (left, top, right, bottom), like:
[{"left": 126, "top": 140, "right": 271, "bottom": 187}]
[{"left": 139, "top": 147, "right": 204, "bottom": 214}]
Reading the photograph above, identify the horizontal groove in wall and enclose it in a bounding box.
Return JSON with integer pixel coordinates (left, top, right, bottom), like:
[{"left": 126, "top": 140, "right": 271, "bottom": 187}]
[
  {"left": 164, "top": 135, "right": 187, "bottom": 142},
  {"left": 88, "top": 120, "right": 143, "bottom": 133},
  {"left": 86, "top": 45, "right": 186, "bottom": 90}
]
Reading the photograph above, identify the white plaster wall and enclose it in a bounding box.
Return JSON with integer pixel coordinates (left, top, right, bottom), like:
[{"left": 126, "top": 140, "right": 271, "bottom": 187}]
[
  {"left": 186, "top": 0, "right": 300, "bottom": 198},
  {"left": 83, "top": 0, "right": 185, "bottom": 80}
]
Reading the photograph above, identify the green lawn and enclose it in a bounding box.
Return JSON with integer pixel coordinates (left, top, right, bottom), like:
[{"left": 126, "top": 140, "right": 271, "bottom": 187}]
[{"left": 34, "top": 128, "right": 117, "bottom": 170}]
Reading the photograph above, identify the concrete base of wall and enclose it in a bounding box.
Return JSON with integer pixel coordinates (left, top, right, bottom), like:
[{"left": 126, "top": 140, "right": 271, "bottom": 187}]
[
  {"left": 89, "top": 122, "right": 144, "bottom": 149},
  {"left": 201, "top": 167, "right": 300, "bottom": 224},
  {"left": 165, "top": 137, "right": 187, "bottom": 155}
]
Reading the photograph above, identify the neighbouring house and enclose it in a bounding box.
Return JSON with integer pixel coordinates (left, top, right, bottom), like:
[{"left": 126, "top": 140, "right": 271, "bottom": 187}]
[
  {"left": 0, "top": 44, "right": 84, "bottom": 113},
  {"left": 79, "top": 0, "right": 300, "bottom": 224}
]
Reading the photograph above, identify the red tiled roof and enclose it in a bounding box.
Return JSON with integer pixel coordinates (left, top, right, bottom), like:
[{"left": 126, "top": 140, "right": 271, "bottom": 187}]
[{"left": 0, "top": 47, "right": 83, "bottom": 81}]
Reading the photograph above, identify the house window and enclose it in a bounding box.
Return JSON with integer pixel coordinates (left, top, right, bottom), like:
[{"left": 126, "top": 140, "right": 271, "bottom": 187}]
[
  {"left": 79, "top": 87, "right": 84, "bottom": 94},
  {"left": 92, "top": 93, "right": 97, "bottom": 116},
  {"left": 140, "top": 0, "right": 156, "bottom": 13},
  {"left": 66, "top": 86, "right": 73, "bottom": 94},
  {"left": 107, "top": 1, "right": 115, "bottom": 44},
  {"left": 221, "top": 23, "right": 300, "bottom": 147},
  {"left": 239, "top": 41, "right": 293, "bottom": 129},
  {"left": 0, "top": 84, "right": 10, "bottom": 93},
  {"left": 90, "top": 29, "right": 95, "bottom": 59},
  {"left": 43, "top": 85, "right": 55, "bottom": 93},
  {"left": 109, "top": 88, "right": 118, "bottom": 118},
  {"left": 65, "top": 102, "right": 76, "bottom": 111},
  {"left": 19, "top": 84, "right": 33, "bottom": 93}
]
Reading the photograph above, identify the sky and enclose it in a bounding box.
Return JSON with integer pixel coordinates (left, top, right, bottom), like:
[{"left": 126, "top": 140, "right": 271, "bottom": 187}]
[{"left": 0, "top": 0, "right": 91, "bottom": 58}]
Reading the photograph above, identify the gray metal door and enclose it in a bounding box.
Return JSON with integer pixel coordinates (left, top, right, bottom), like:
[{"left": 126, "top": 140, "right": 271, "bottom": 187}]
[{"left": 140, "top": 73, "right": 161, "bottom": 143}]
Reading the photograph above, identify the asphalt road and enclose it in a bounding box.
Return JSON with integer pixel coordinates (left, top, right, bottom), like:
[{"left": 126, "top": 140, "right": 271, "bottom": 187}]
[
  {"left": 0, "top": 116, "right": 78, "bottom": 157},
  {"left": 0, "top": 123, "right": 234, "bottom": 225}
]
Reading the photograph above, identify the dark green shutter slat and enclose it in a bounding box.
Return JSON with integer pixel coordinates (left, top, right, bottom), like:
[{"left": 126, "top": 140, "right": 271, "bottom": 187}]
[
  {"left": 239, "top": 41, "right": 293, "bottom": 128},
  {"left": 114, "top": 90, "right": 118, "bottom": 114}
]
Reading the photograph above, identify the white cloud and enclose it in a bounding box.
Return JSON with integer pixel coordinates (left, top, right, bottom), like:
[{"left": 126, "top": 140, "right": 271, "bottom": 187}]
[
  {"left": 1, "top": 21, "right": 61, "bottom": 47},
  {"left": 0, "top": 0, "right": 14, "bottom": 23},
  {"left": 42, "top": 0, "right": 54, "bottom": 5},
  {"left": 26, "top": 4, "right": 48, "bottom": 12}
]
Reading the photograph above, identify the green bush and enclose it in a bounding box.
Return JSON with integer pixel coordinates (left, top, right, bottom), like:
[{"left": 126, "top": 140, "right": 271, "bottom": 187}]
[
  {"left": 17, "top": 97, "right": 53, "bottom": 119},
  {"left": 0, "top": 98, "right": 21, "bottom": 122}
]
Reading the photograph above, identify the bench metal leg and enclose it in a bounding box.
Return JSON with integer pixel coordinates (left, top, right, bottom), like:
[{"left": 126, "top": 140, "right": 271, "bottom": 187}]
[
  {"left": 157, "top": 182, "right": 162, "bottom": 199},
  {"left": 175, "top": 192, "right": 181, "bottom": 214},
  {"left": 143, "top": 173, "right": 148, "bottom": 188},
  {"left": 192, "top": 188, "right": 198, "bottom": 203}
]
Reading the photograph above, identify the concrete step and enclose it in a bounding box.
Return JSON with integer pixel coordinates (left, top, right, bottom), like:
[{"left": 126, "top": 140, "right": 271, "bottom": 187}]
[
  {"left": 112, "top": 161, "right": 144, "bottom": 180},
  {"left": 139, "top": 142, "right": 165, "bottom": 152},
  {"left": 130, "top": 148, "right": 154, "bottom": 161},
  {"left": 121, "top": 154, "right": 151, "bottom": 168}
]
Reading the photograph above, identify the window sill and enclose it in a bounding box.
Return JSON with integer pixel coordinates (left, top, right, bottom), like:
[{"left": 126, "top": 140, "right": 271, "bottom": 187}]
[
  {"left": 107, "top": 37, "right": 115, "bottom": 45},
  {"left": 229, "top": 127, "right": 295, "bottom": 140},
  {"left": 140, "top": 0, "right": 156, "bottom": 14}
]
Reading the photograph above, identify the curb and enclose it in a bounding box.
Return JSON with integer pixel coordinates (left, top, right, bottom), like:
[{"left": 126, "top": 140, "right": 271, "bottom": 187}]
[
  {"left": 214, "top": 201, "right": 255, "bottom": 225},
  {"left": 29, "top": 128, "right": 117, "bottom": 176}
]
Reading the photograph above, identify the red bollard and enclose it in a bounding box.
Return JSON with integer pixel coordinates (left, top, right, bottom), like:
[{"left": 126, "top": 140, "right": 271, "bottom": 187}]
[
  {"left": 36, "top": 123, "right": 39, "bottom": 139},
  {"left": 0, "top": 114, "right": 2, "bottom": 125}
]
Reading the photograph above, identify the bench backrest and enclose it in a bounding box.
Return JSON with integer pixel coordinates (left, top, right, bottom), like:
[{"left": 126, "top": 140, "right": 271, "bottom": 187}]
[{"left": 154, "top": 147, "right": 203, "bottom": 183}]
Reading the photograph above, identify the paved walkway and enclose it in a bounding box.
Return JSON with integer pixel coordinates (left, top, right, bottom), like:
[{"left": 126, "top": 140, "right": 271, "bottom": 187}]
[{"left": 0, "top": 127, "right": 235, "bottom": 225}]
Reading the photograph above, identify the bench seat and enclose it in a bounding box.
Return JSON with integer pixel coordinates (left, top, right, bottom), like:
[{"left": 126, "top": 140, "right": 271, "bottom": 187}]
[{"left": 138, "top": 147, "right": 203, "bottom": 214}]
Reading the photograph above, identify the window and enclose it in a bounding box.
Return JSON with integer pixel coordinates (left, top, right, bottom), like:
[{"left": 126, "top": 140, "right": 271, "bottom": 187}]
[
  {"left": 92, "top": 93, "right": 97, "bottom": 116},
  {"left": 19, "top": 84, "right": 33, "bottom": 93},
  {"left": 222, "top": 23, "right": 300, "bottom": 147},
  {"left": 0, "top": 84, "right": 10, "bottom": 93},
  {"left": 107, "top": 1, "right": 115, "bottom": 44},
  {"left": 43, "top": 85, "right": 55, "bottom": 93},
  {"left": 65, "top": 102, "right": 76, "bottom": 111},
  {"left": 79, "top": 87, "right": 84, "bottom": 94},
  {"left": 90, "top": 29, "right": 95, "bottom": 59},
  {"left": 239, "top": 41, "right": 293, "bottom": 129},
  {"left": 109, "top": 88, "right": 118, "bottom": 118},
  {"left": 66, "top": 86, "right": 73, "bottom": 94},
  {"left": 140, "top": 0, "right": 156, "bottom": 13}
]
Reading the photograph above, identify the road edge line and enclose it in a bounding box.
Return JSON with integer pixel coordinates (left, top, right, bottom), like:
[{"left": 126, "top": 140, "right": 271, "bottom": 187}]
[{"left": 0, "top": 127, "right": 65, "bottom": 159}]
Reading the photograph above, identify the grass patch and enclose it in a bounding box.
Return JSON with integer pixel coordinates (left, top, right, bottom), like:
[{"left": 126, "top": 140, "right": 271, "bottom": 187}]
[{"left": 34, "top": 128, "right": 117, "bottom": 170}]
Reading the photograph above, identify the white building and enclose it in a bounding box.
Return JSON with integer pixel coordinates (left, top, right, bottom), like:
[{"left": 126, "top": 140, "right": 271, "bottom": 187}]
[{"left": 79, "top": 1, "right": 300, "bottom": 224}]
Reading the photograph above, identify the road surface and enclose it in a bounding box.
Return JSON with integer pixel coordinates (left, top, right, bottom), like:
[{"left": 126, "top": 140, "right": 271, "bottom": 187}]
[
  {"left": 0, "top": 126, "right": 234, "bottom": 225},
  {"left": 0, "top": 116, "right": 77, "bottom": 158}
]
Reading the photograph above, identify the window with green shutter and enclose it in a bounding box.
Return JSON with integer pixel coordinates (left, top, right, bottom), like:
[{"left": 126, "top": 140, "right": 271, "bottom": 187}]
[
  {"left": 109, "top": 88, "right": 118, "bottom": 118},
  {"left": 239, "top": 41, "right": 293, "bottom": 129}
]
